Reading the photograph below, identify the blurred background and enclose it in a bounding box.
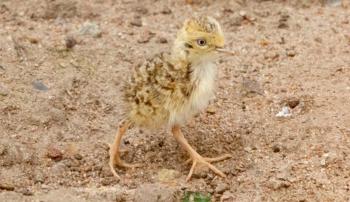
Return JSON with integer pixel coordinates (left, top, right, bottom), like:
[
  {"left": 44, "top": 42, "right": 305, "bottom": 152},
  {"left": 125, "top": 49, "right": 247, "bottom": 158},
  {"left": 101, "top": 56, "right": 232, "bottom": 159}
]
[{"left": 0, "top": 0, "right": 349, "bottom": 201}]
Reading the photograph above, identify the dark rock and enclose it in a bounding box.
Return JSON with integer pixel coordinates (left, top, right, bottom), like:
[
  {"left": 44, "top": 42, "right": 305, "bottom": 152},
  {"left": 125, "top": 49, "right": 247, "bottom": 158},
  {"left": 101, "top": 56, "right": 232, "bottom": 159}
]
[
  {"left": 157, "top": 37, "right": 168, "bottom": 44},
  {"left": 27, "top": 37, "right": 39, "bottom": 44},
  {"left": 47, "top": 145, "right": 63, "bottom": 161},
  {"left": 278, "top": 13, "right": 289, "bottom": 29},
  {"left": 0, "top": 180, "right": 15, "bottom": 191},
  {"left": 272, "top": 145, "right": 281, "bottom": 153},
  {"left": 65, "top": 36, "right": 77, "bottom": 49},
  {"left": 286, "top": 49, "right": 297, "bottom": 57},
  {"left": 0, "top": 143, "right": 6, "bottom": 155},
  {"left": 130, "top": 18, "right": 142, "bottom": 27},
  {"left": 286, "top": 99, "right": 300, "bottom": 109},
  {"left": 161, "top": 7, "right": 172, "bottom": 14}
]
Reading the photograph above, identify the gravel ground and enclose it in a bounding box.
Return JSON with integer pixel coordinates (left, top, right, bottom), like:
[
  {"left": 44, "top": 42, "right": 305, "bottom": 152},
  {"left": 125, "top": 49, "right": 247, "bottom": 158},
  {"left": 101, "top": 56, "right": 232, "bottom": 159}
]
[{"left": 1, "top": 0, "right": 350, "bottom": 201}]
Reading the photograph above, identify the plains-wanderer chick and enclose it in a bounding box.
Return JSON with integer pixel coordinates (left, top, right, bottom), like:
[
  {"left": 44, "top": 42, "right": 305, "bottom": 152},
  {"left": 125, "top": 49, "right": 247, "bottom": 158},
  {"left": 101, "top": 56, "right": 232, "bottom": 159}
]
[{"left": 109, "top": 16, "right": 234, "bottom": 181}]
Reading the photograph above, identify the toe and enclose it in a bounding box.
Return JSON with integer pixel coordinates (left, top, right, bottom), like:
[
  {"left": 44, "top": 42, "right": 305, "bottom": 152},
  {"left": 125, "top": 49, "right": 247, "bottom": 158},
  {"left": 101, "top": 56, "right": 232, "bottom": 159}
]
[
  {"left": 204, "top": 154, "right": 232, "bottom": 163},
  {"left": 205, "top": 162, "right": 226, "bottom": 178},
  {"left": 109, "top": 162, "right": 121, "bottom": 179},
  {"left": 119, "top": 162, "right": 142, "bottom": 169},
  {"left": 186, "top": 160, "right": 197, "bottom": 181}
]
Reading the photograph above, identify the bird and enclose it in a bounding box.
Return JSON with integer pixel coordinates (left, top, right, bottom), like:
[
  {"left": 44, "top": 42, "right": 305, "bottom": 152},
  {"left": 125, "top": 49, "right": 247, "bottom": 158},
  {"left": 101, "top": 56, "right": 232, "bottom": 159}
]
[{"left": 109, "top": 15, "right": 235, "bottom": 181}]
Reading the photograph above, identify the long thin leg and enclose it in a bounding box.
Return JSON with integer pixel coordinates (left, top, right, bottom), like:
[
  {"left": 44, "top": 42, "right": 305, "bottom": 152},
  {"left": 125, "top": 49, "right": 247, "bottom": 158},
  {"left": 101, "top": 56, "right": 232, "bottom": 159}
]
[
  {"left": 109, "top": 119, "right": 140, "bottom": 178},
  {"left": 171, "top": 125, "right": 232, "bottom": 181}
]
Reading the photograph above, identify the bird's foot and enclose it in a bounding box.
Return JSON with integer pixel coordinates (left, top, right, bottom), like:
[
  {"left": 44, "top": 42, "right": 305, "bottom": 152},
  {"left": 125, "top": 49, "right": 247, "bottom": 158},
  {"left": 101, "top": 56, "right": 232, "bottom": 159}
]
[
  {"left": 185, "top": 153, "right": 232, "bottom": 181},
  {"left": 109, "top": 149, "right": 141, "bottom": 178}
]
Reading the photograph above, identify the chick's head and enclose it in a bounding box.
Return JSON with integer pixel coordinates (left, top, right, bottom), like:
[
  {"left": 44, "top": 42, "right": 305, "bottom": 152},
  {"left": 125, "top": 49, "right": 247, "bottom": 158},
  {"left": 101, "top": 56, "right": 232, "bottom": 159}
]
[{"left": 174, "top": 16, "right": 225, "bottom": 61}]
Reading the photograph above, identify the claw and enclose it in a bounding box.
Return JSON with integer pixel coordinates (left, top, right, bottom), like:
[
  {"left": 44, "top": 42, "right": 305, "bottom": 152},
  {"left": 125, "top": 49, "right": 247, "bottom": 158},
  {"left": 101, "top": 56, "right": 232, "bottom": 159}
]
[
  {"left": 185, "top": 154, "right": 231, "bottom": 165},
  {"left": 185, "top": 154, "right": 230, "bottom": 181},
  {"left": 109, "top": 161, "right": 121, "bottom": 179}
]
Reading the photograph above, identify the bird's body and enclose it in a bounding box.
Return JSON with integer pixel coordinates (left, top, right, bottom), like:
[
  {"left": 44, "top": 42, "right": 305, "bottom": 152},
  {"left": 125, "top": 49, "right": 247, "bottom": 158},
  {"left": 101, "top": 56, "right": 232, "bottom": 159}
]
[
  {"left": 110, "top": 16, "right": 233, "bottom": 181},
  {"left": 123, "top": 51, "right": 216, "bottom": 128}
]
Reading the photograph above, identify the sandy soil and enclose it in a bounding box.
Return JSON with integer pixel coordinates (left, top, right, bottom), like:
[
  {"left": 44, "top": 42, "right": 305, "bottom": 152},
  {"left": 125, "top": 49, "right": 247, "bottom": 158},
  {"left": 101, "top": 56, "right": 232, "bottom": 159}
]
[{"left": 1, "top": 0, "right": 350, "bottom": 201}]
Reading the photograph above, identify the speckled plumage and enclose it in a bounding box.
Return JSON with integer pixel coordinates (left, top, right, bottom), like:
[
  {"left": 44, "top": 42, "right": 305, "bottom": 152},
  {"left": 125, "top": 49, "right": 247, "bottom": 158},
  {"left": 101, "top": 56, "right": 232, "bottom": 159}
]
[{"left": 122, "top": 16, "right": 223, "bottom": 128}]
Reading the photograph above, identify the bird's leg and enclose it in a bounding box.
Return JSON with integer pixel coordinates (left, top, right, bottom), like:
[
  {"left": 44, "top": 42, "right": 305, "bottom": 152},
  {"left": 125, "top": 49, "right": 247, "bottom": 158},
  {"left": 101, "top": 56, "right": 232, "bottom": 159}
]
[
  {"left": 109, "top": 119, "right": 140, "bottom": 178},
  {"left": 171, "top": 125, "right": 232, "bottom": 181}
]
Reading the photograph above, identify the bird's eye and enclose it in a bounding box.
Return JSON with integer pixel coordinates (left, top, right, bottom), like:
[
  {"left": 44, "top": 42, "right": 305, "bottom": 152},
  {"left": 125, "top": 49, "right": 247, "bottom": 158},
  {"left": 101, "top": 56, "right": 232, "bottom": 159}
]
[{"left": 197, "top": 39, "right": 207, "bottom": 46}]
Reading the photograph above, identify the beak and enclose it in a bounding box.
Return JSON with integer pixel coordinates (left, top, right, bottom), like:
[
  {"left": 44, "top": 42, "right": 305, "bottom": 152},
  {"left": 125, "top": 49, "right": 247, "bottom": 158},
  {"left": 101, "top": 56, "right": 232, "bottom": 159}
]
[{"left": 216, "top": 48, "right": 236, "bottom": 55}]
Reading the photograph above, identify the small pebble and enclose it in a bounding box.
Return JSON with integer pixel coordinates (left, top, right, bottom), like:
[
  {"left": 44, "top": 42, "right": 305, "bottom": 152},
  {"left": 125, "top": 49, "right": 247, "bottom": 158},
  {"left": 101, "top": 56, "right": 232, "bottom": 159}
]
[
  {"left": 0, "top": 83, "right": 9, "bottom": 96},
  {"left": 161, "top": 7, "right": 172, "bottom": 14},
  {"left": 278, "top": 22, "right": 288, "bottom": 29},
  {"left": 242, "top": 78, "right": 264, "bottom": 95},
  {"left": 135, "top": 6, "right": 148, "bottom": 15},
  {"left": 47, "top": 145, "right": 63, "bottom": 161},
  {"left": 130, "top": 17, "right": 142, "bottom": 27},
  {"left": 137, "top": 30, "right": 155, "bottom": 43},
  {"left": 206, "top": 106, "right": 216, "bottom": 114},
  {"left": 32, "top": 80, "right": 49, "bottom": 91},
  {"left": 276, "top": 106, "right": 291, "bottom": 117},
  {"left": 239, "top": 11, "right": 247, "bottom": 17},
  {"left": 272, "top": 145, "right": 281, "bottom": 153},
  {"left": 267, "top": 178, "right": 291, "bottom": 190},
  {"left": 65, "top": 36, "right": 77, "bottom": 49},
  {"left": 79, "top": 21, "right": 102, "bottom": 38},
  {"left": 17, "top": 188, "right": 34, "bottom": 196},
  {"left": 51, "top": 162, "right": 67, "bottom": 173},
  {"left": 278, "top": 13, "right": 289, "bottom": 29},
  {"left": 286, "top": 99, "right": 300, "bottom": 109},
  {"left": 157, "top": 36, "right": 168, "bottom": 44},
  {"left": 220, "top": 191, "right": 234, "bottom": 202},
  {"left": 0, "top": 180, "right": 15, "bottom": 191},
  {"left": 101, "top": 177, "right": 118, "bottom": 186},
  {"left": 74, "top": 153, "right": 83, "bottom": 160},
  {"left": 325, "top": 0, "right": 342, "bottom": 7},
  {"left": 314, "top": 37, "right": 322, "bottom": 43},
  {"left": 34, "top": 171, "right": 45, "bottom": 184},
  {"left": 287, "top": 50, "right": 296, "bottom": 57},
  {"left": 27, "top": 37, "right": 39, "bottom": 44},
  {"left": 215, "top": 182, "right": 229, "bottom": 194},
  {"left": 230, "top": 13, "right": 244, "bottom": 26},
  {"left": 0, "top": 144, "right": 6, "bottom": 155}
]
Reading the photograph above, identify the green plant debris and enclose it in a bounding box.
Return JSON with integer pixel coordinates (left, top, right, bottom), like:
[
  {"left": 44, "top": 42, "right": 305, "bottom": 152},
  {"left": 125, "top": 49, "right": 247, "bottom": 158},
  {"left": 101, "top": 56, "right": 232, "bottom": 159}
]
[{"left": 182, "top": 191, "right": 211, "bottom": 202}]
